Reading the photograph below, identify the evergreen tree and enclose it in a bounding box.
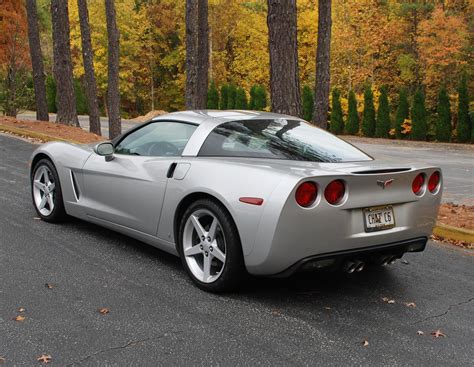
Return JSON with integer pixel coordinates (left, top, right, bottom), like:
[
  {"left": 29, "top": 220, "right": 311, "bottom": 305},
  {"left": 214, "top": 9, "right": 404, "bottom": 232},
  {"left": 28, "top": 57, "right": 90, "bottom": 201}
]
[
  {"left": 207, "top": 80, "right": 219, "bottom": 109},
  {"left": 456, "top": 73, "right": 470, "bottom": 143},
  {"left": 411, "top": 90, "right": 427, "bottom": 141},
  {"left": 74, "top": 79, "right": 88, "bottom": 115},
  {"left": 302, "top": 85, "right": 314, "bottom": 121},
  {"left": 329, "top": 88, "right": 344, "bottom": 134},
  {"left": 361, "top": 85, "right": 375, "bottom": 137},
  {"left": 345, "top": 89, "right": 359, "bottom": 135},
  {"left": 256, "top": 85, "right": 267, "bottom": 110},
  {"left": 249, "top": 84, "right": 257, "bottom": 110},
  {"left": 219, "top": 84, "right": 229, "bottom": 110},
  {"left": 227, "top": 84, "right": 237, "bottom": 109},
  {"left": 395, "top": 88, "right": 409, "bottom": 138},
  {"left": 435, "top": 87, "right": 452, "bottom": 142},
  {"left": 375, "top": 86, "right": 390, "bottom": 138},
  {"left": 235, "top": 87, "right": 248, "bottom": 109}
]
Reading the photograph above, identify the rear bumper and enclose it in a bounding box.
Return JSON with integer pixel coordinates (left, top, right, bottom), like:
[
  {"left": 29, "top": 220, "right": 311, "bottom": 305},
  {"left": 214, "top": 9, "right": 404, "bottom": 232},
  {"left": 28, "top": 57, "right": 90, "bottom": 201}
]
[{"left": 272, "top": 236, "right": 427, "bottom": 277}]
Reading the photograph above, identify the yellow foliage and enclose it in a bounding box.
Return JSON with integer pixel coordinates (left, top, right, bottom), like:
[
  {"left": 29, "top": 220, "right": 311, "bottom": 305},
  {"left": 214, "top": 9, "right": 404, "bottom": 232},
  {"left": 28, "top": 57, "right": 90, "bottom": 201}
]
[{"left": 401, "top": 118, "right": 412, "bottom": 135}]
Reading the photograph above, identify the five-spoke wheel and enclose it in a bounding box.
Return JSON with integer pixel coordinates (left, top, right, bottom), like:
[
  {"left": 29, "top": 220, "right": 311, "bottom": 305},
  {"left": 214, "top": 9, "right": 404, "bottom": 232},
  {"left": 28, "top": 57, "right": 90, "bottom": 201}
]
[{"left": 179, "top": 199, "right": 246, "bottom": 292}]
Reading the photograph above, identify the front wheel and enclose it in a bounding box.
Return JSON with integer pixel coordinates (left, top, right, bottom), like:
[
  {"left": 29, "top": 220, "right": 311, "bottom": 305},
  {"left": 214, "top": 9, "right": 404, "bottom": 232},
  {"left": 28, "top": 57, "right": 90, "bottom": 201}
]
[{"left": 178, "top": 199, "right": 246, "bottom": 292}]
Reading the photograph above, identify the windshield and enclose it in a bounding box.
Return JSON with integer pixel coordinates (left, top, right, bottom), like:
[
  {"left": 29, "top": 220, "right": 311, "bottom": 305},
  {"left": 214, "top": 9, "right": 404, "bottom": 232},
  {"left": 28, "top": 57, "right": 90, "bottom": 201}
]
[{"left": 198, "top": 119, "right": 372, "bottom": 162}]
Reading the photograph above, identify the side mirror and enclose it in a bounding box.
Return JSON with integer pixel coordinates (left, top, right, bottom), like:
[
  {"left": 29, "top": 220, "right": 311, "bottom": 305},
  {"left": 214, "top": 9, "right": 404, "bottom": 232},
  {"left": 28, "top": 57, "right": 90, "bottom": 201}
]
[{"left": 94, "top": 142, "right": 115, "bottom": 162}]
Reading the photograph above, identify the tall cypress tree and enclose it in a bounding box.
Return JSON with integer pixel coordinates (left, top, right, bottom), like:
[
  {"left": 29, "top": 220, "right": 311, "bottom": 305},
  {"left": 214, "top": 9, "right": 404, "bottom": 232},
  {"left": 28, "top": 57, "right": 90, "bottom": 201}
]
[
  {"left": 435, "top": 87, "right": 452, "bottom": 142},
  {"left": 227, "top": 84, "right": 237, "bottom": 109},
  {"left": 219, "top": 84, "right": 229, "bottom": 110},
  {"left": 375, "top": 86, "right": 391, "bottom": 138},
  {"left": 329, "top": 88, "right": 344, "bottom": 134},
  {"left": 249, "top": 85, "right": 257, "bottom": 110},
  {"left": 361, "top": 85, "right": 375, "bottom": 137},
  {"left": 345, "top": 89, "right": 359, "bottom": 135},
  {"left": 411, "top": 90, "right": 427, "bottom": 141},
  {"left": 302, "top": 85, "right": 314, "bottom": 121},
  {"left": 457, "top": 73, "right": 470, "bottom": 143},
  {"left": 207, "top": 80, "right": 219, "bottom": 109},
  {"left": 395, "top": 88, "right": 409, "bottom": 139},
  {"left": 235, "top": 87, "right": 248, "bottom": 109},
  {"left": 254, "top": 85, "right": 267, "bottom": 111}
]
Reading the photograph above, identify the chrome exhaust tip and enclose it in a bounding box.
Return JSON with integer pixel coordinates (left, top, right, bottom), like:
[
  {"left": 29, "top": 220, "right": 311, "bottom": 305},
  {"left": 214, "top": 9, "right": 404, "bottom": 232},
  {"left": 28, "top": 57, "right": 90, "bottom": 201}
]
[
  {"left": 343, "top": 261, "right": 357, "bottom": 274},
  {"left": 355, "top": 261, "right": 365, "bottom": 272}
]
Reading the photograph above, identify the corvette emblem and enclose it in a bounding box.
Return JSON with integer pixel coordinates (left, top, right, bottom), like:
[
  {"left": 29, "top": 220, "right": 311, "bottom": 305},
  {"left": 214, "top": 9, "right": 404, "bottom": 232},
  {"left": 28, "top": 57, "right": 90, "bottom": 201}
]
[{"left": 377, "top": 178, "right": 394, "bottom": 189}]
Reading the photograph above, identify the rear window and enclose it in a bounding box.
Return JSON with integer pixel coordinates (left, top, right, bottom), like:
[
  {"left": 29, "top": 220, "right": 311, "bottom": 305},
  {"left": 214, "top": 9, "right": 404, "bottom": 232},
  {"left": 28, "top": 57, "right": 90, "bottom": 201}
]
[{"left": 198, "top": 119, "right": 372, "bottom": 162}]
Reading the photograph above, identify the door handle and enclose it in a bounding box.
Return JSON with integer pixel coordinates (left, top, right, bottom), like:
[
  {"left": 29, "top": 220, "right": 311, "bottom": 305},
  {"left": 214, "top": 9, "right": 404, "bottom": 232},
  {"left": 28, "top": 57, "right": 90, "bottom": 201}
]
[{"left": 167, "top": 162, "right": 178, "bottom": 178}]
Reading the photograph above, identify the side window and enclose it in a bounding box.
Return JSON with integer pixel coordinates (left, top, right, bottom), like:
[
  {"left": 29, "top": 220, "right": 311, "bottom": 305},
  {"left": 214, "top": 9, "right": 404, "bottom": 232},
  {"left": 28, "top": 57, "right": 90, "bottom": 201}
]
[{"left": 115, "top": 121, "right": 197, "bottom": 157}]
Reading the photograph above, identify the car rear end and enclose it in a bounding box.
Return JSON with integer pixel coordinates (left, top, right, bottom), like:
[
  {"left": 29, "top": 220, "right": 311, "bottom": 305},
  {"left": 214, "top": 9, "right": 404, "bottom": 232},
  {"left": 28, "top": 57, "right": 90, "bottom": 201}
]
[{"left": 246, "top": 165, "right": 442, "bottom": 275}]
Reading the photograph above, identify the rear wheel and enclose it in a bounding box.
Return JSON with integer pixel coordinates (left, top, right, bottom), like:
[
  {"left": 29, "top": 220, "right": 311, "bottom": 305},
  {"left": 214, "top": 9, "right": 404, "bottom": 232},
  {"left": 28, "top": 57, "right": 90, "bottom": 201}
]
[
  {"left": 178, "top": 199, "right": 246, "bottom": 292},
  {"left": 31, "top": 159, "right": 67, "bottom": 222}
]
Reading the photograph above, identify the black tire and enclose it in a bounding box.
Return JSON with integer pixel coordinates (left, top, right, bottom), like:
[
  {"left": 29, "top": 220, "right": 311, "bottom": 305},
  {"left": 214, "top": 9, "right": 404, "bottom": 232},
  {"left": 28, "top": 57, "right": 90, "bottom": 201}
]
[
  {"left": 178, "top": 199, "right": 247, "bottom": 292},
  {"left": 31, "top": 158, "right": 68, "bottom": 222}
]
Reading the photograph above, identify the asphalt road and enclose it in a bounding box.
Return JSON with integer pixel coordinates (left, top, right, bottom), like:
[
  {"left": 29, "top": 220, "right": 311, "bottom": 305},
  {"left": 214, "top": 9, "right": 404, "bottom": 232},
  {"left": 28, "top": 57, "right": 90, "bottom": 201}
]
[{"left": 1, "top": 135, "right": 473, "bottom": 366}]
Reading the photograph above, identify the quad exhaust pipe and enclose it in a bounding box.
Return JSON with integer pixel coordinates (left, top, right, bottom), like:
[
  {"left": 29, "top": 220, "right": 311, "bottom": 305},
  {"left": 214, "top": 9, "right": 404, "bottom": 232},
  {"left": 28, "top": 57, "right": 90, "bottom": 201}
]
[
  {"left": 380, "top": 255, "right": 397, "bottom": 266},
  {"left": 343, "top": 260, "right": 365, "bottom": 274}
]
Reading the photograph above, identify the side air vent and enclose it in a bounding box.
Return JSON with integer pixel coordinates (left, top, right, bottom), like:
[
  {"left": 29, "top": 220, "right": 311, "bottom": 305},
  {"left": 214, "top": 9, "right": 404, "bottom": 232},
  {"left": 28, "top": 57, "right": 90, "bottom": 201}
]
[
  {"left": 70, "top": 170, "right": 80, "bottom": 200},
  {"left": 352, "top": 168, "right": 411, "bottom": 175}
]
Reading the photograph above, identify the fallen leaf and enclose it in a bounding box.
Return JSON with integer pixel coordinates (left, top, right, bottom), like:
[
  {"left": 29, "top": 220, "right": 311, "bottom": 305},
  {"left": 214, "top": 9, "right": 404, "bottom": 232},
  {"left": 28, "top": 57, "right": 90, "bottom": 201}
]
[
  {"left": 417, "top": 330, "right": 424, "bottom": 336},
  {"left": 405, "top": 302, "right": 417, "bottom": 308},
  {"left": 33, "top": 217, "right": 41, "bottom": 220},
  {"left": 401, "top": 259, "right": 409, "bottom": 265},
  {"left": 431, "top": 329, "right": 446, "bottom": 338},
  {"left": 98, "top": 307, "right": 110, "bottom": 315},
  {"left": 271, "top": 310, "right": 280, "bottom": 316},
  {"left": 382, "top": 297, "right": 395, "bottom": 304},
  {"left": 14, "top": 315, "right": 25, "bottom": 322},
  {"left": 362, "top": 340, "right": 369, "bottom": 347},
  {"left": 18, "top": 307, "right": 26, "bottom": 312},
  {"left": 45, "top": 283, "right": 53, "bottom": 289},
  {"left": 324, "top": 306, "right": 332, "bottom": 310},
  {"left": 37, "top": 354, "right": 52, "bottom": 364},
  {"left": 0, "top": 356, "right": 5, "bottom": 364}
]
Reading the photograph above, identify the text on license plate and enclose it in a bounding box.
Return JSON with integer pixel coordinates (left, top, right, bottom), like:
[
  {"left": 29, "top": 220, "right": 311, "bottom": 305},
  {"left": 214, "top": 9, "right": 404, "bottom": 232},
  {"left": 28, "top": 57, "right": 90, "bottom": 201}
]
[{"left": 363, "top": 205, "right": 395, "bottom": 232}]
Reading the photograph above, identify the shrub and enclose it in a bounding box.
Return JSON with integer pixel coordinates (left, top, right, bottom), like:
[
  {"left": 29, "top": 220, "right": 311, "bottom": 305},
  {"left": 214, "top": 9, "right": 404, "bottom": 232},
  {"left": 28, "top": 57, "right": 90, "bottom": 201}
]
[
  {"left": 411, "top": 90, "right": 427, "bottom": 141},
  {"left": 375, "top": 86, "right": 390, "bottom": 138},
  {"left": 302, "top": 85, "right": 314, "bottom": 121},
  {"left": 74, "top": 79, "right": 88, "bottom": 115},
  {"left": 395, "top": 88, "right": 409, "bottom": 139},
  {"left": 235, "top": 87, "right": 248, "bottom": 109},
  {"left": 456, "top": 73, "right": 470, "bottom": 143},
  {"left": 435, "top": 87, "right": 452, "bottom": 142},
  {"left": 250, "top": 84, "right": 267, "bottom": 111},
  {"left": 219, "top": 84, "right": 229, "bottom": 110},
  {"left": 329, "top": 88, "right": 344, "bottom": 134},
  {"left": 361, "top": 85, "right": 375, "bottom": 137},
  {"left": 345, "top": 89, "right": 359, "bottom": 135},
  {"left": 207, "top": 80, "right": 219, "bottom": 109},
  {"left": 227, "top": 84, "right": 237, "bottom": 109}
]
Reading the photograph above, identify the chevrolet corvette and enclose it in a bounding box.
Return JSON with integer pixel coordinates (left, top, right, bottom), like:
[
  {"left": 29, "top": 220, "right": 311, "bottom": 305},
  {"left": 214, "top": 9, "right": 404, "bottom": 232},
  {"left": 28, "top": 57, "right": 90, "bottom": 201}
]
[{"left": 30, "top": 111, "right": 442, "bottom": 291}]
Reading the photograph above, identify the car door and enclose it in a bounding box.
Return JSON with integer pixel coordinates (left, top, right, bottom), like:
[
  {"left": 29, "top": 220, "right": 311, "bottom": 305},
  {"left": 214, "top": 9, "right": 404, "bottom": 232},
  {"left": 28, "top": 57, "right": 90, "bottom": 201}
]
[{"left": 81, "top": 121, "right": 197, "bottom": 235}]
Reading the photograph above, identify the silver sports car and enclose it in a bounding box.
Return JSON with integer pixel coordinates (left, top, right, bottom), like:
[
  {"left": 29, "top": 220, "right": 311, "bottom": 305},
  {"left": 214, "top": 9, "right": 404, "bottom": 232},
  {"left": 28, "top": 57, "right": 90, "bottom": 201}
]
[{"left": 30, "top": 111, "right": 442, "bottom": 291}]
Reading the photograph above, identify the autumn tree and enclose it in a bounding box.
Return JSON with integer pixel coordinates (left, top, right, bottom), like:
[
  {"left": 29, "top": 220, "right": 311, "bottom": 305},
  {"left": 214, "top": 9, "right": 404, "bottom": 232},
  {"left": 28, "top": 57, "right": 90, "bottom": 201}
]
[
  {"left": 51, "top": 0, "right": 78, "bottom": 126},
  {"left": 435, "top": 87, "right": 451, "bottom": 142},
  {"left": 329, "top": 88, "right": 343, "bottom": 134},
  {"left": 375, "top": 86, "right": 390, "bottom": 138},
  {"left": 411, "top": 90, "right": 427, "bottom": 141},
  {"left": 105, "top": 0, "right": 121, "bottom": 138},
  {"left": 345, "top": 90, "right": 359, "bottom": 135},
  {"left": 25, "top": 0, "right": 48, "bottom": 121},
  {"left": 267, "top": 0, "right": 302, "bottom": 116},
  {"left": 361, "top": 85, "right": 375, "bottom": 137},
  {"left": 395, "top": 88, "right": 409, "bottom": 138},
  {"left": 302, "top": 85, "right": 314, "bottom": 121},
  {"left": 77, "top": 0, "right": 101, "bottom": 135},
  {"left": 185, "top": 0, "right": 208, "bottom": 109},
  {"left": 207, "top": 80, "right": 219, "bottom": 109},
  {"left": 313, "top": 0, "right": 331, "bottom": 128},
  {"left": 456, "top": 73, "right": 470, "bottom": 143}
]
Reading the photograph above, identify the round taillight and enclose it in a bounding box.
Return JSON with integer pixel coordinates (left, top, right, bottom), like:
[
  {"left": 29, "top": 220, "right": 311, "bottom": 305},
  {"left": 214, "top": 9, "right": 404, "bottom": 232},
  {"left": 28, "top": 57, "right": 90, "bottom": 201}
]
[
  {"left": 412, "top": 173, "right": 425, "bottom": 196},
  {"left": 295, "top": 182, "right": 318, "bottom": 207},
  {"left": 324, "top": 180, "right": 345, "bottom": 205},
  {"left": 428, "top": 171, "right": 440, "bottom": 193}
]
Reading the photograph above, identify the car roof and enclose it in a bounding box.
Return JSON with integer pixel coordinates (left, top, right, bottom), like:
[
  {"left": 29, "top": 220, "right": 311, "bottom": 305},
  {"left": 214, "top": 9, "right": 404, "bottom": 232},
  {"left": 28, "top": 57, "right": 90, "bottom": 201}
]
[{"left": 151, "top": 110, "right": 299, "bottom": 126}]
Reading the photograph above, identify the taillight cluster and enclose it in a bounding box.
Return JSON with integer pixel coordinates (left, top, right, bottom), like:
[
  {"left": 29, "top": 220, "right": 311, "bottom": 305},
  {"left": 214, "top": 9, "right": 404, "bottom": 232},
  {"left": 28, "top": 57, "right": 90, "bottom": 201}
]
[
  {"left": 412, "top": 171, "right": 440, "bottom": 196},
  {"left": 295, "top": 179, "right": 346, "bottom": 207}
]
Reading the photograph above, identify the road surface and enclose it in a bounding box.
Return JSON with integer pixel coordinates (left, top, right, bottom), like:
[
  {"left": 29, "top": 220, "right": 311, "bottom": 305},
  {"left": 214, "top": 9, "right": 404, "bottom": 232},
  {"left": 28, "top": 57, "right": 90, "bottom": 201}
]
[{"left": 0, "top": 134, "right": 473, "bottom": 366}]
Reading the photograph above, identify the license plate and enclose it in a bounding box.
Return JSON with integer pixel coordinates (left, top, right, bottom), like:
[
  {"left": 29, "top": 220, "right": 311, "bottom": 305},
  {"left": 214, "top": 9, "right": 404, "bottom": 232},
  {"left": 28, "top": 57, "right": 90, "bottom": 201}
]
[{"left": 363, "top": 205, "right": 395, "bottom": 232}]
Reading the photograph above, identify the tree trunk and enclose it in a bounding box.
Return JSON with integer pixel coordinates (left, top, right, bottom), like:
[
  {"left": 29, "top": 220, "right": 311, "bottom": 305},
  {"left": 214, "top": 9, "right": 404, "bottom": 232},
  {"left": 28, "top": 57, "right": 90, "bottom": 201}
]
[
  {"left": 185, "top": 0, "right": 199, "bottom": 109},
  {"left": 267, "top": 0, "right": 302, "bottom": 117},
  {"left": 313, "top": 0, "right": 332, "bottom": 129},
  {"left": 105, "top": 0, "right": 121, "bottom": 139},
  {"left": 25, "top": 0, "right": 49, "bottom": 121},
  {"left": 50, "top": 0, "right": 79, "bottom": 126},
  {"left": 197, "top": 0, "right": 209, "bottom": 109},
  {"left": 77, "top": 0, "right": 101, "bottom": 136}
]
